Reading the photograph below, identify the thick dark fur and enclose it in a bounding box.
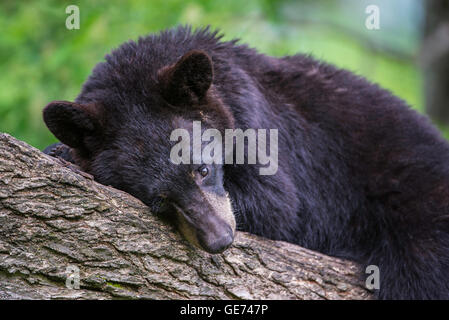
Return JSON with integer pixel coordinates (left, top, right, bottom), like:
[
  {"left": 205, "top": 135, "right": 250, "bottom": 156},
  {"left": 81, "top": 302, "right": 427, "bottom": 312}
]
[{"left": 43, "top": 26, "right": 449, "bottom": 299}]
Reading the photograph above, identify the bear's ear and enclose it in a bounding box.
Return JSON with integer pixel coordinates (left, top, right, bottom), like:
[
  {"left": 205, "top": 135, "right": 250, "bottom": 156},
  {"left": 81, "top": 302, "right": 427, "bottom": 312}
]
[
  {"left": 158, "top": 50, "right": 213, "bottom": 106},
  {"left": 43, "top": 101, "right": 102, "bottom": 150}
]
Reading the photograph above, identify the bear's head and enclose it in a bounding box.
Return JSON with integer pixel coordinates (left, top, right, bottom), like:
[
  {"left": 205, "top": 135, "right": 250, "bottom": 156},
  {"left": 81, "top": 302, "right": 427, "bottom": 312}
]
[{"left": 43, "top": 50, "right": 237, "bottom": 254}]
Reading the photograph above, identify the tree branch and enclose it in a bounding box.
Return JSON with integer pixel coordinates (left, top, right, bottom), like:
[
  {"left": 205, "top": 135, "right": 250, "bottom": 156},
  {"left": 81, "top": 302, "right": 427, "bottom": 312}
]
[{"left": 0, "top": 133, "right": 372, "bottom": 300}]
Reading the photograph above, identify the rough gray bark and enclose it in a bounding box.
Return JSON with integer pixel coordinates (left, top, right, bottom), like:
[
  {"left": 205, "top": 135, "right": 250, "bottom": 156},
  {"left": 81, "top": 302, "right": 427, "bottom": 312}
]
[{"left": 0, "top": 133, "right": 372, "bottom": 300}]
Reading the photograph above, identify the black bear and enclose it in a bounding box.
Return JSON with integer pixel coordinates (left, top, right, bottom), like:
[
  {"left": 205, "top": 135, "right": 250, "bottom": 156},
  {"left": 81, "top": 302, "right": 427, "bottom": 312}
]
[{"left": 43, "top": 26, "right": 449, "bottom": 299}]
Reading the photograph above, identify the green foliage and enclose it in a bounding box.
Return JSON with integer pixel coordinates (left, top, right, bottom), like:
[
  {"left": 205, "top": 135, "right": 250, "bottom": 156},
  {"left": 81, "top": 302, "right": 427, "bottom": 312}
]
[{"left": 0, "top": 0, "right": 426, "bottom": 150}]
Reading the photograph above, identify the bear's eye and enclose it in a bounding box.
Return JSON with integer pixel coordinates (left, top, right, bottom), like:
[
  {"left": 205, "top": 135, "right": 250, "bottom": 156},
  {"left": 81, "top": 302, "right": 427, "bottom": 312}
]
[{"left": 198, "top": 166, "right": 209, "bottom": 177}]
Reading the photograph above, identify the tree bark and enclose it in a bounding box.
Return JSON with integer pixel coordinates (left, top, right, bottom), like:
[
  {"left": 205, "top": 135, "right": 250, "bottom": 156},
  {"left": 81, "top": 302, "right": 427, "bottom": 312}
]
[{"left": 0, "top": 133, "right": 372, "bottom": 300}]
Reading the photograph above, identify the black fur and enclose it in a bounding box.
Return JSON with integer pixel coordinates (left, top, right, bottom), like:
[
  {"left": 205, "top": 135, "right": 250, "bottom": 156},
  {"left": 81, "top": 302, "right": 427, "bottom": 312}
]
[{"left": 43, "top": 26, "right": 449, "bottom": 299}]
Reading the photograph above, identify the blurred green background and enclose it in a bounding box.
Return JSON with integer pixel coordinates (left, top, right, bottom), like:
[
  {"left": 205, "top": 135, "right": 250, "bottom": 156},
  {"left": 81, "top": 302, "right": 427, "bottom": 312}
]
[{"left": 0, "top": 0, "right": 429, "bottom": 150}]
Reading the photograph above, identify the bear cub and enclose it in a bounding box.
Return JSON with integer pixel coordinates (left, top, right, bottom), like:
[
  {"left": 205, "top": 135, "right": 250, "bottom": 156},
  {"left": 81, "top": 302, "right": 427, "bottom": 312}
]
[{"left": 43, "top": 26, "right": 449, "bottom": 299}]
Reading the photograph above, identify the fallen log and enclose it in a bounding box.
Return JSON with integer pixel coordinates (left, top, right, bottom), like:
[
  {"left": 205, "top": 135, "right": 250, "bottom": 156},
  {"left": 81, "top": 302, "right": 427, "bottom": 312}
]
[{"left": 0, "top": 133, "right": 372, "bottom": 299}]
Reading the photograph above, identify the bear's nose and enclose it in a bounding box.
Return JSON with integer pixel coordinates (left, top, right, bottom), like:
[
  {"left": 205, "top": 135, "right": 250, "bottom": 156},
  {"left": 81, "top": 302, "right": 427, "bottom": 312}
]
[{"left": 200, "top": 226, "right": 234, "bottom": 254}]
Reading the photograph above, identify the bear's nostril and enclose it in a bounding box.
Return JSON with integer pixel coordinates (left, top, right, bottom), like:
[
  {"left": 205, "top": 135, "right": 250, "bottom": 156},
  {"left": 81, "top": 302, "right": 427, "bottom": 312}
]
[{"left": 202, "top": 230, "right": 234, "bottom": 254}]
